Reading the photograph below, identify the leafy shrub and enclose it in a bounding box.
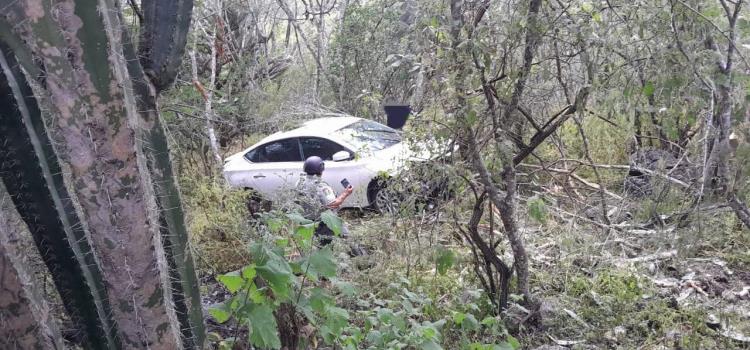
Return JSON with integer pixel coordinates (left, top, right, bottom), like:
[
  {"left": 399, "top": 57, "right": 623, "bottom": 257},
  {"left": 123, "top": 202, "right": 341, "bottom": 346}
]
[
  {"left": 209, "top": 210, "right": 350, "bottom": 349},
  {"left": 180, "top": 176, "right": 253, "bottom": 273}
]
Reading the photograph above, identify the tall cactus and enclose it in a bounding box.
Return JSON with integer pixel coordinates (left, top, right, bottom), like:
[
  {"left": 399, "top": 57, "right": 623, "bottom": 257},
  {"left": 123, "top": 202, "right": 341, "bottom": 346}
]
[
  {"left": 0, "top": 0, "right": 201, "bottom": 349},
  {"left": 139, "top": 0, "right": 195, "bottom": 93},
  {"left": 127, "top": 0, "right": 205, "bottom": 346},
  {"left": 0, "top": 184, "right": 65, "bottom": 350},
  {"left": 0, "top": 42, "right": 118, "bottom": 348}
]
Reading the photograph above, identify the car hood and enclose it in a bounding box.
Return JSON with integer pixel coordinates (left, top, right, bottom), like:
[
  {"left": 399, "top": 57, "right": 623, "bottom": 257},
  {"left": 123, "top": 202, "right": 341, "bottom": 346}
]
[
  {"left": 223, "top": 151, "right": 243, "bottom": 166},
  {"left": 369, "top": 139, "right": 446, "bottom": 173}
]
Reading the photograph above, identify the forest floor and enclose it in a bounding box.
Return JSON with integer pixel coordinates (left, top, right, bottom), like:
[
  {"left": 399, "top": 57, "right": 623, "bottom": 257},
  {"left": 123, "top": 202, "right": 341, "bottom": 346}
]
[
  {"left": 335, "top": 206, "right": 750, "bottom": 349},
  {"left": 194, "top": 188, "right": 750, "bottom": 349}
]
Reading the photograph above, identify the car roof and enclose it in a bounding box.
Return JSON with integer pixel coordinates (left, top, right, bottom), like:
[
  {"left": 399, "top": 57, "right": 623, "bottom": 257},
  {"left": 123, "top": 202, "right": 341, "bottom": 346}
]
[{"left": 257, "top": 116, "right": 362, "bottom": 144}]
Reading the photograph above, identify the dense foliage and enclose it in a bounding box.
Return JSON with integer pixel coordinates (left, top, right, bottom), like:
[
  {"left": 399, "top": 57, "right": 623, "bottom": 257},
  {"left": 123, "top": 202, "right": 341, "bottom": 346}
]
[{"left": 1, "top": 0, "right": 749, "bottom": 349}]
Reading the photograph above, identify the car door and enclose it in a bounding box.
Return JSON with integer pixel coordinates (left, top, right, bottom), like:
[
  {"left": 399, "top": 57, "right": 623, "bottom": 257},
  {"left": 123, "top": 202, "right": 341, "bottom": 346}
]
[
  {"left": 246, "top": 138, "right": 304, "bottom": 200},
  {"left": 299, "top": 137, "right": 371, "bottom": 207}
]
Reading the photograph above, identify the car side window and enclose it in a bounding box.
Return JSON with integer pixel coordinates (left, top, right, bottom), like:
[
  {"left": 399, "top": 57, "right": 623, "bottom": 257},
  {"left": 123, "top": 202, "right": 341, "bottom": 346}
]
[
  {"left": 261, "top": 138, "right": 302, "bottom": 162},
  {"left": 300, "top": 137, "right": 346, "bottom": 160},
  {"left": 244, "top": 148, "right": 264, "bottom": 162}
]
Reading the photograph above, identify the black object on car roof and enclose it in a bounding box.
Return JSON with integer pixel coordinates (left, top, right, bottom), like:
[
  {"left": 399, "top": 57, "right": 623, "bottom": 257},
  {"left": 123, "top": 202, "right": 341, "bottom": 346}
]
[{"left": 383, "top": 104, "right": 410, "bottom": 130}]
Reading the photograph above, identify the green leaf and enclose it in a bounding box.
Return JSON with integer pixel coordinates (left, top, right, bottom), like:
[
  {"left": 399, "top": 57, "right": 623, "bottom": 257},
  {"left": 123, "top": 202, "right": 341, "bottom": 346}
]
[
  {"left": 580, "top": 2, "right": 593, "bottom": 12},
  {"left": 264, "top": 215, "right": 285, "bottom": 233},
  {"left": 241, "top": 264, "right": 256, "bottom": 280},
  {"left": 320, "top": 304, "right": 350, "bottom": 344},
  {"left": 429, "top": 17, "right": 439, "bottom": 28},
  {"left": 377, "top": 308, "right": 395, "bottom": 323},
  {"left": 366, "top": 330, "right": 383, "bottom": 345},
  {"left": 420, "top": 340, "right": 443, "bottom": 350},
  {"left": 333, "top": 280, "right": 357, "bottom": 297},
  {"left": 506, "top": 335, "right": 521, "bottom": 349},
  {"left": 247, "top": 304, "right": 281, "bottom": 349},
  {"left": 251, "top": 244, "right": 293, "bottom": 299},
  {"left": 324, "top": 305, "right": 349, "bottom": 333},
  {"left": 302, "top": 246, "right": 337, "bottom": 280},
  {"left": 320, "top": 210, "right": 343, "bottom": 236},
  {"left": 642, "top": 81, "right": 655, "bottom": 97},
  {"left": 294, "top": 223, "right": 315, "bottom": 245},
  {"left": 209, "top": 302, "right": 231, "bottom": 323},
  {"left": 435, "top": 247, "right": 455, "bottom": 275},
  {"left": 527, "top": 197, "right": 547, "bottom": 224},
  {"left": 462, "top": 313, "right": 479, "bottom": 331},
  {"left": 217, "top": 271, "right": 244, "bottom": 294},
  {"left": 256, "top": 265, "right": 292, "bottom": 299},
  {"left": 453, "top": 311, "right": 466, "bottom": 325},
  {"left": 495, "top": 342, "right": 516, "bottom": 350},
  {"left": 287, "top": 212, "right": 313, "bottom": 225},
  {"left": 275, "top": 238, "right": 289, "bottom": 248},
  {"left": 592, "top": 12, "right": 602, "bottom": 23},
  {"left": 308, "top": 287, "right": 334, "bottom": 313},
  {"left": 481, "top": 316, "right": 498, "bottom": 326}
]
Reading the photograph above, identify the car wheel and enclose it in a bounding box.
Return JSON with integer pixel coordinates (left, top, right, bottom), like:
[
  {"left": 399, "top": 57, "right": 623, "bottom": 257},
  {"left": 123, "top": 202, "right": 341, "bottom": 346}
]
[
  {"left": 245, "top": 189, "right": 271, "bottom": 217},
  {"left": 368, "top": 180, "right": 399, "bottom": 214}
]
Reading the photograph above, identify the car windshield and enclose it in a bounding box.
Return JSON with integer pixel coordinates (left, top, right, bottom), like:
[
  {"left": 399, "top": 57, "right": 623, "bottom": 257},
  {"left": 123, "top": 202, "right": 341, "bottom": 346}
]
[{"left": 334, "top": 120, "right": 402, "bottom": 153}]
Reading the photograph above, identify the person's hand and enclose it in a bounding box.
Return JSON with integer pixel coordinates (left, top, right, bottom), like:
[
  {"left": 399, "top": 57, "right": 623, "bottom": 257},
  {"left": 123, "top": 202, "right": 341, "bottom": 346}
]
[{"left": 343, "top": 185, "right": 354, "bottom": 196}]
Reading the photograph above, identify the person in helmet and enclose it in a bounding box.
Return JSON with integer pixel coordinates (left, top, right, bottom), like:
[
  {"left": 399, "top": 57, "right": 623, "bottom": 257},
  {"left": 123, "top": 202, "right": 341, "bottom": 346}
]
[{"left": 296, "top": 156, "right": 353, "bottom": 245}]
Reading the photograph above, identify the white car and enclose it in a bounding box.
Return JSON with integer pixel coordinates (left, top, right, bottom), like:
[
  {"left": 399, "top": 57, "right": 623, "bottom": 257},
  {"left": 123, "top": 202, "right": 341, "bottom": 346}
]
[{"left": 223, "top": 117, "right": 436, "bottom": 210}]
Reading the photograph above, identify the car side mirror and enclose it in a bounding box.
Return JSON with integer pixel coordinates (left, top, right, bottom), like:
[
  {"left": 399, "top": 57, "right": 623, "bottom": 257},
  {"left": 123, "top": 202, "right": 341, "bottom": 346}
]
[{"left": 332, "top": 150, "right": 352, "bottom": 162}]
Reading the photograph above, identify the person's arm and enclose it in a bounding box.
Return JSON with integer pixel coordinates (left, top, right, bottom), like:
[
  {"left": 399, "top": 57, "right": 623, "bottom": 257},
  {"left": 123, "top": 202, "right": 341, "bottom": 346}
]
[{"left": 326, "top": 186, "right": 353, "bottom": 209}]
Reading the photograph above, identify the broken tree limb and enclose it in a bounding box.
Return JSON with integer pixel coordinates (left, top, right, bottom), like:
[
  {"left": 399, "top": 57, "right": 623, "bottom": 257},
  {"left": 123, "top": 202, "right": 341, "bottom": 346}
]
[
  {"left": 552, "top": 159, "right": 693, "bottom": 189},
  {"left": 519, "top": 163, "right": 624, "bottom": 200},
  {"left": 513, "top": 105, "right": 575, "bottom": 166},
  {"left": 624, "top": 249, "right": 677, "bottom": 264},
  {"left": 513, "top": 88, "right": 590, "bottom": 166}
]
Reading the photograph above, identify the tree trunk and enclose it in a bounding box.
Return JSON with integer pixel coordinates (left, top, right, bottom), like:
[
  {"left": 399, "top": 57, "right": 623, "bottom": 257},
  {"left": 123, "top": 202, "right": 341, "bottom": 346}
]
[
  {"left": 448, "top": 0, "right": 537, "bottom": 305},
  {"left": 703, "top": 0, "right": 750, "bottom": 229},
  {"left": 206, "top": 0, "right": 224, "bottom": 165}
]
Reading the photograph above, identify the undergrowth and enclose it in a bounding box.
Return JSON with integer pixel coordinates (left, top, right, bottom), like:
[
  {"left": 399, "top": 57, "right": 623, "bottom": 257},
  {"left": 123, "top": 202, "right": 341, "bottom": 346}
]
[
  {"left": 180, "top": 175, "right": 253, "bottom": 274},
  {"left": 178, "top": 168, "right": 749, "bottom": 349}
]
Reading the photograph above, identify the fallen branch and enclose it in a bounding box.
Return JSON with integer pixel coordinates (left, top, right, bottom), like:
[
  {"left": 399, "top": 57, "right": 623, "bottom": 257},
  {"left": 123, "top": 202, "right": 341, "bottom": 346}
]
[
  {"left": 623, "top": 249, "right": 677, "bottom": 264},
  {"left": 547, "top": 159, "right": 692, "bottom": 189},
  {"left": 520, "top": 164, "right": 623, "bottom": 200},
  {"left": 513, "top": 104, "right": 575, "bottom": 165}
]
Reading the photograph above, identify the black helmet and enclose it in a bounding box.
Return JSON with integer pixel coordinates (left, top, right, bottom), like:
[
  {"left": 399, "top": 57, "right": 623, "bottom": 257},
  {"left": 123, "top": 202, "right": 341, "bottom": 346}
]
[{"left": 303, "top": 156, "right": 325, "bottom": 175}]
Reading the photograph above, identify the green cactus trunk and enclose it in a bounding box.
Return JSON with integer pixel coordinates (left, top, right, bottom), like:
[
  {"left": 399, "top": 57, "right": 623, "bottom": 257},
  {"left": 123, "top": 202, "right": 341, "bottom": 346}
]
[
  {"left": 0, "top": 184, "right": 65, "bottom": 350},
  {"left": 124, "top": 24, "right": 206, "bottom": 350},
  {"left": 0, "top": 42, "right": 119, "bottom": 349},
  {"left": 0, "top": 0, "right": 202, "bottom": 348}
]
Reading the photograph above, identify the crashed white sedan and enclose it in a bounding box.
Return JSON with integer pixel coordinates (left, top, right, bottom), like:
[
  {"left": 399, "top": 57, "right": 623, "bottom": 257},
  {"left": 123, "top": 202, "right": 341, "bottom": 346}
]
[{"left": 223, "top": 117, "right": 436, "bottom": 210}]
